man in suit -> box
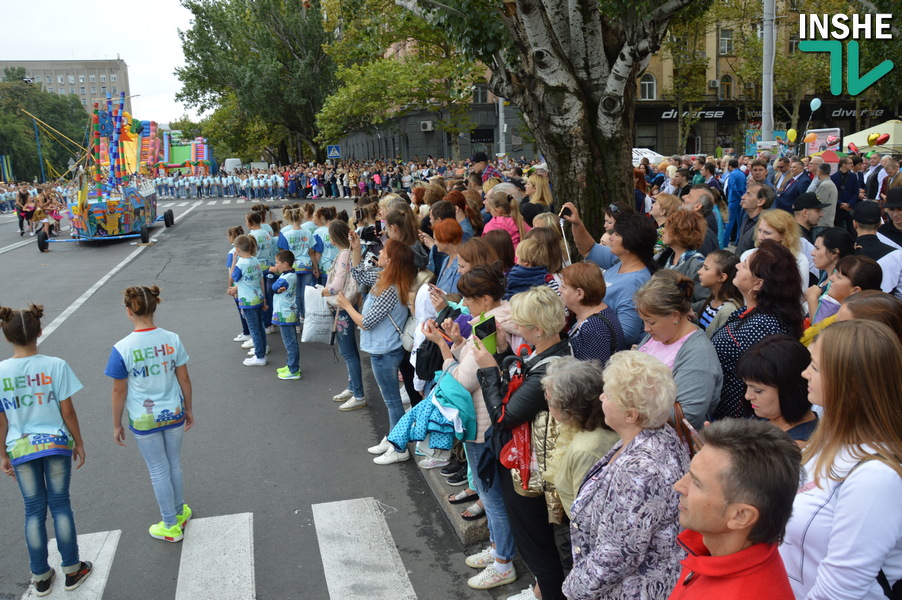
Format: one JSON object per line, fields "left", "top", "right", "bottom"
{"left": 831, "top": 156, "right": 861, "bottom": 233}
{"left": 770, "top": 157, "right": 790, "bottom": 190}
{"left": 879, "top": 160, "right": 902, "bottom": 203}
{"left": 723, "top": 159, "right": 747, "bottom": 245}
{"left": 774, "top": 159, "right": 809, "bottom": 212}
{"left": 865, "top": 154, "right": 889, "bottom": 200}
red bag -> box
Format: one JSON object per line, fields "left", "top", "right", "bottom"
{"left": 498, "top": 360, "right": 531, "bottom": 489}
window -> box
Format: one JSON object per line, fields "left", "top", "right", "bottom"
{"left": 719, "top": 29, "right": 734, "bottom": 55}
{"left": 112, "top": 86, "right": 117, "bottom": 94}
{"left": 636, "top": 125, "right": 657, "bottom": 150}
{"left": 69, "top": 87, "right": 75, "bottom": 94}
{"left": 45, "top": 75, "right": 51, "bottom": 83}
{"left": 89, "top": 74, "right": 96, "bottom": 82}
{"left": 100, "top": 75, "right": 106, "bottom": 82}
{"left": 57, "top": 76, "right": 64, "bottom": 84}
{"left": 111, "top": 74, "right": 117, "bottom": 82}
{"left": 639, "top": 73, "right": 656, "bottom": 100}
{"left": 789, "top": 34, "right": 800, "bottom": 54}
{"left": 472, "top": 84, "right": 489, "bottom": 104}
{"left": 79, "top": 75, "right": 85, "bottom": 83}
{"left": 720, "top": 75, "right": 734, "bottom": 99}
{"left": 58, "top": 88, "right": 64, "bottom": 94}
{"left": 81, "top": 99, "right": 86, "bottom": 106}
{"left": 91, "top": 86, "right": 97, "bottom": 94}
{"left": 80, "top": 86, "right": 86, "bottom": 94}
{"left": 101, "top": 86, "right": 107, "bottom": 94}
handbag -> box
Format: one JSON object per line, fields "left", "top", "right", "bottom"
{"left": 324, "top": 250, "right": 359, "bottom": 309}
{"left": 387, "top": 311, "right": 417, "bottom": 352}
{"left": 301, "top": 285, "right": 333, "bottom": 344}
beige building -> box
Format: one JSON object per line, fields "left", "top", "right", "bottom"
{"left": 1, "top": 58, "right": 132, "bottom": 113}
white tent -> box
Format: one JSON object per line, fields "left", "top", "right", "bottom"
{"left": 633, "top": 148, "right": 666, "bottom": 166}
{"left": 843, "top": 120, "right": 902, "bottom": 154}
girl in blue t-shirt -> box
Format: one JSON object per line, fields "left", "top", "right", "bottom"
{"left": 278, "top": 206, "right": 317, "bottom": 319}
{"left": 311, "top": 206, "right": 338, "bottom": 286}
{"left": 230, "top": 235, "right": 269, "bottom": 364}
{"left": 247, "top": 211, "right": 276, "bottom": 330}
{"left": 0, "top": 304, "right": 93, "bottom": 594}
{"left": 105, "top": 286, "right": 194, "bottom": 544}
{"left": 226, "top": 226, "right": 252, "bottom": 344}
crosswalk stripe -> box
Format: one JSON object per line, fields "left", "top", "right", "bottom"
{"left": 313, "top": 497, "right": 416, "bottom": 600}
{"left": 177, "top": 201, "right": 189, "bottom": 207}
{"left": 222, "top": 199, "right": 231, "bottom": 205}
{"left": 207, "top": 200, "right": 217, "bottom": 205}
{"left": 23, "top": 530, "right": 121, "bottom": 599}
{"left": 175, "top": 513, "right": 256, "bottom": 600}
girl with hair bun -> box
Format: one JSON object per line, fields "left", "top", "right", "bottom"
{"left": 106, "top": 286, "right": 194, "bottom": 544}
{"left": 0, "top": 304, "right": 94, "bottom": 595}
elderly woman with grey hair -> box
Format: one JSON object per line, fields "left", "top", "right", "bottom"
{"left": 563, "top": 351, "right": 689, "bottom": 600}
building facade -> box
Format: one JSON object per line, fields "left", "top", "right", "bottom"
{"left": 1, "top": 58, "right": 132, "bottom": 113}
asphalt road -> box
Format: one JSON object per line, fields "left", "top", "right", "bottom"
{"left": 0, "top": 198, "right": 515, "bottom": 600}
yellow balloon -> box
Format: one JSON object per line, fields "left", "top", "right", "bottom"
{"left": 804, "top": 132, "right": 817, "bottom": 143}
{"left": 787, "top": 129, "right": 797, "bottom": 143}
{"left": 868, "top": 133, "right": 880, "bottom": 146}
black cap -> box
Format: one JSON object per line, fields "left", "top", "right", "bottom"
{"left": 471, "top": 151, "right": 488, "bottom": 163}
{"left": 886, "top": 187, "right": 902, "bottom": 209}
{"left": 792, "top": 192, "right": 829, "bottom": 211}
{"left": 853, "top": 201, "right": 882, "bottom": 225}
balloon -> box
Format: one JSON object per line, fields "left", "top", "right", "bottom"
{"left": 848, "top": 142, "right": 859, "bottom": 153}
{"left": 804, "top": 132, "right": 818, "bottom": 143}
{"left": 875, "top": 133, "right": 890, "bottom": 146}
{"left": 787, "top": 129, "right": 798, "bottom": 142}
{"left": 810, "top": 98, "right": 822, "bottom": 111}
{"left": 868, "top": 133, "right": 880, "bottom": 146}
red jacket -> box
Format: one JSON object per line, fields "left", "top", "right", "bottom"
{"left": 668, "top": 530, "right": 794, "bottom": 600}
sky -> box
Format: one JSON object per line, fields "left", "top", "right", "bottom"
{"left": 5, "top": 0, "right": 202, "bottom": 124}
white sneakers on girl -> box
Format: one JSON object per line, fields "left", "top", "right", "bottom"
{"left": 373, "top": 447, "right": 410, "bottom": 465}
{"left": 368, "top": 437, "right": 391, "bottom": 455}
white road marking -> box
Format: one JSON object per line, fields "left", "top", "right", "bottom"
{"left": 175, "top": 513, "right": 256, "bottom": 600}
{"left": 37, "top": 202, "right": 201, "bottom": 344}
{"left": 207, "top": 200, "right": 217, "bottom": 205}
{"left": 0, "top": 238, "right": 35, "bottom": 255}
{"left": 313, "top": 497, "right": 416, "bottom": 600}
{"left": 21, "top": 530, "right": 121, "bottom": 599}
{"left": 177, "top": 201, "right": 189, "bottom": 207}
{"left": 222, "top": 199, "right": 231, "bottom": 205}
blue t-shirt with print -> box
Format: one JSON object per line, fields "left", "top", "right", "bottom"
{"left": 272, "top": 271, "right": 299, "bottom": 324}
{"left": 313, "top": 225, "right": 339, "bottom": 274}
{"left": 232, "top": 256, "right": 265, "bottom": 308}
{"left": 278, "top": 227, "right": 315, "bottom": 272}
{"left": 0, "top": 355, "right": 83, "bottom": 466}
{"left": 105, "top": 328, "right": 190, "bottom": 435}
{"left": 250, "top": 229, "right": 275, "bottom": 267}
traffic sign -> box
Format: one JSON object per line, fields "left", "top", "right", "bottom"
{"left": 327, "top": 145, "right": 341, "bottom": 159}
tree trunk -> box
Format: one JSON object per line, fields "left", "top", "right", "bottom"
{"left": 277, "top": 140, "right": 289, "bottom": 167}
{"left": 451, "top": 132, "right": 461, "bottom": 162}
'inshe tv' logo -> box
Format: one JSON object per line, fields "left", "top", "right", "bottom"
{"left": 798, "top": 14, "right": 895, "bottom": 96}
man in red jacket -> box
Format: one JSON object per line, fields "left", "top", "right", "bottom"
{"left": 668, "top": 419, "right": 801, "bottom": 599}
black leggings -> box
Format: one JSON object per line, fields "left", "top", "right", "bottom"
{"left": 398, "top": 351, "right": 422, "bottom": 406}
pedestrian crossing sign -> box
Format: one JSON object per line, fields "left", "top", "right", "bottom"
{"left": 327, "top": 145, "right": 341, "bottom": 159}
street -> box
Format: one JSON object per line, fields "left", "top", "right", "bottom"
{"left": 0, "top": 198, "right": 500, "bottom": 600}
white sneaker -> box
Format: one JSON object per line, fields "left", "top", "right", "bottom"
{"left": 466, "top": 547, "right": 494, "bottom": 569}
{"left": 265, "top": 326, "right": 276, "bottom": 334}
{"left": 338, "top": 397, "right": 368, "bottom": 411}
{"left": 243, "top": 356, "right": 267, "bottom": 367}
{"left": 332, "top": 389, "right": 354, "bottom": 402}
{"left": 368, "top": 436, "right": 391, "bottom": 455}
{"left": 373, "top": 447, "right": 410, "bottom": 465}
{"left": 241, "top": 339, "right": 255, "bottom": 349}
{"left": 507, "top": 586, "right": 538, "bottom": 600}
{"left": 418, "top": 456, "right": 450, "bottom": 469}
{"left": 467, "top": 564, "right": 517, "bottom": 590}
{"left": 233, "top": 333, "right": 251, "bottom": 342}
{"left": 247, "top": 346, "right": 271, "bottom": 356}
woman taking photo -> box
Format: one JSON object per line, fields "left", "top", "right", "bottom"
{"left": 107, "top": 286, "right": 194, "bottom": 543}
{"left": 563, "top": 351, "right": 688, "bottom": 600}
{"left": 711, "top": 240, "right": 805, "bottom": 419}
{"left": 736, "top": 335, "right": 817, "bottom": 445}
{"left": 336, "top": 238, "right": 417, "bottom": 464}
{"left": 634, "top": 271, "right": 723, "bottom": 429}
{"left": 560, "top": 262, "right": 625, "bottom": 363}
{"left": 781, "top": 321, "right": 902, "bottom": 599}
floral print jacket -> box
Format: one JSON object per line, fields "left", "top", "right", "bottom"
{"left": 562, "top": 425, "right": 689, "bottom": 600}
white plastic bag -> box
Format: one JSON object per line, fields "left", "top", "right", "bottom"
{"left": 302, "top": 285, "right": 332, "bottom": 344}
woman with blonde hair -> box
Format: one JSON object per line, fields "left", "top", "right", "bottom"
{"left": 521, "top": 172, "right": 553, "bottom": 227}
{"left": 482, "top": 190, "right": 530, "bottom": 249}
{"left": 650, "top": 193, "right": 682, "bottom": 256}
{"left": 781, "top": 320, "right": 902, "bottom": 599}
{"left": 740, "top": 208, "right": 809, "bottom": 292}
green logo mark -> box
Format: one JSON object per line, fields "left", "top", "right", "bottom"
{"left": 799, "top": 40, "right": 894, "bottom": 96}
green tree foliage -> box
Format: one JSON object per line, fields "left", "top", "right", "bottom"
{"left": 201, "top": 92, "right": 289, "bottom": 162}
{"left": 0, "top": 79, "right": 88, "bottom": 182}
{"left": 858, "top": 0, "right": 901, "bottom": 112}
{"left": 660, "top": 15, "right": 711, "bottom": 153}
{"left": 177, "top": 0, "right": 336, "bottom": 162}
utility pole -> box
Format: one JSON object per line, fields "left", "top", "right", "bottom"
{"left": 33, "top": 118, "right": 46, "bottom": 183}
{"left": 498, "top": 96, "right": 506, "bottom": 156}
{"left": 762, "top": 0, "right": 776, "bottom": 142}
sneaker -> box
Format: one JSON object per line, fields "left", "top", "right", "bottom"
{"left": 247, "top": 346, "right": 271, "bottom": 356}
{"left": 333, "top": 388, "right": 354, "bottom": 402}
{"left": 34, "top": 569, "right": 55, "bottom": 597}
{"left": 440, "top": 458, "right": 463, "bottom": 477}
{"left": 265, "top": 326, "right": 276, "bottom": 334}
{"left": 150, "top": 521, "right": 183, "bottom": 542}
{"left": 338, "top": 397, "right": 367, "bottom": 411}
{"left": 64, "top": 561, "right": 93, "bottom": 591}
{"left": 373, "top": 447, "right": 410, "bottom": 465}
{"left": 507, "top": 585, "right": 538, "bottom": 600}
{"left": 278, "top": 370, "right": 302, "bottom": 380}
{"left": 466, "top": 547, "right": 494, "bottom": 568}
{"left": 243, "top": 356, "right": 267, "bottom": 367}
{"left": 233, "top": 333, "right": 251, "bottom": 342}
{"left": 241, "top": 339, "right": 255, "bottom": 349}
{"left": 177, "top": 504, "right": 193, "bottom": 529}
{"left": 277, "top": 365, "right": 291, "bottom": 374}
{"left": 467, "top": 563, "right": 517, "bottom": 590}
{"left": 368, "top": 436, "right": 391, "bottom": 455}
{"left": 418, "top": 456, "right": 450, "bottom": 469}
{"left": 447, "top": 468, "right": 469, "bottom": 486}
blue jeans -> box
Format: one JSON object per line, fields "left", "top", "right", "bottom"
{"left": 14, "top": 456, "right": 80, "bottom": 576}
{"left": 135, "top": 425, "right": 186, "bottom": 528}
{"left": 234, "top": 298, "right": 249, "bottom": 336}
{"left": 279, "top": 324, "right": 300, "bottom": 372}
{"left": 336, "top": 311, "right": 364, "bottom": 398}
{"left": 725, "top": 202, "right": 742, "bottom": 245}
{"left": 465, "top": 441, "right": 516, "bottom": 561}
{"left": 369, "top": 347, "right": 405, "bottom": 430}
{"left": 242, "top": 306, "right": 267, "bottom": 358}
{"left": 263, "top": 273, "right": 275, "bottom": 328}
{"left": 296, "top": 272, "right": 315, "bottom": 318}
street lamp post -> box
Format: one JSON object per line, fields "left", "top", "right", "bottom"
{"left": 762, "top": 0, "right": 776, "bottom": 142}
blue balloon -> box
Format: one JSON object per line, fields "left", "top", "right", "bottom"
{"left": 810, "top": 98, "right": 822, "bottom": 112}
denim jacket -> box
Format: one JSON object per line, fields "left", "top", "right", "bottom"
{"left": 359, "top": 291, "right": 408, "bottom": 355}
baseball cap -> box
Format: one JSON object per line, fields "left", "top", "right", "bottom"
{"left": 471, "top": 151, "right": 488, "bottom": 163}
{"left": 792, "top": 192, "right": 829, "bottom": 211}
{"left": 853, "top": 201, "right": 882, "bottom": 225}
{"left": 885, "top": 187, "right": 902, "bottom": 209}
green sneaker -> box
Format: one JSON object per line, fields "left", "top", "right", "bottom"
{"left": 149, "top": 521, "right": 183, "bottom": 542}
{"left": 278, "top": 370, "right": 302, "bottom": 380}
{"left": 176, "top": 504, "right": 193, "bottom": 529}
{"left": 276, "top": 366, "right": 291, "bottom": 374}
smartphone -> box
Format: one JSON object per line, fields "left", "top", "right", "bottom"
{"left": 682, "top": 418, "right": 705, "bottom": 449}
{"left": 374, "top": 220, "right": 383, "bottom": 235}
{"left": 474, "top": 315, "right": 497, "bottom": 354}
{"left": 354, "top": 208, "right": 364, "bottom": 221}
{"left": 559, "top": 206, "right": 572, "bottom": 218}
